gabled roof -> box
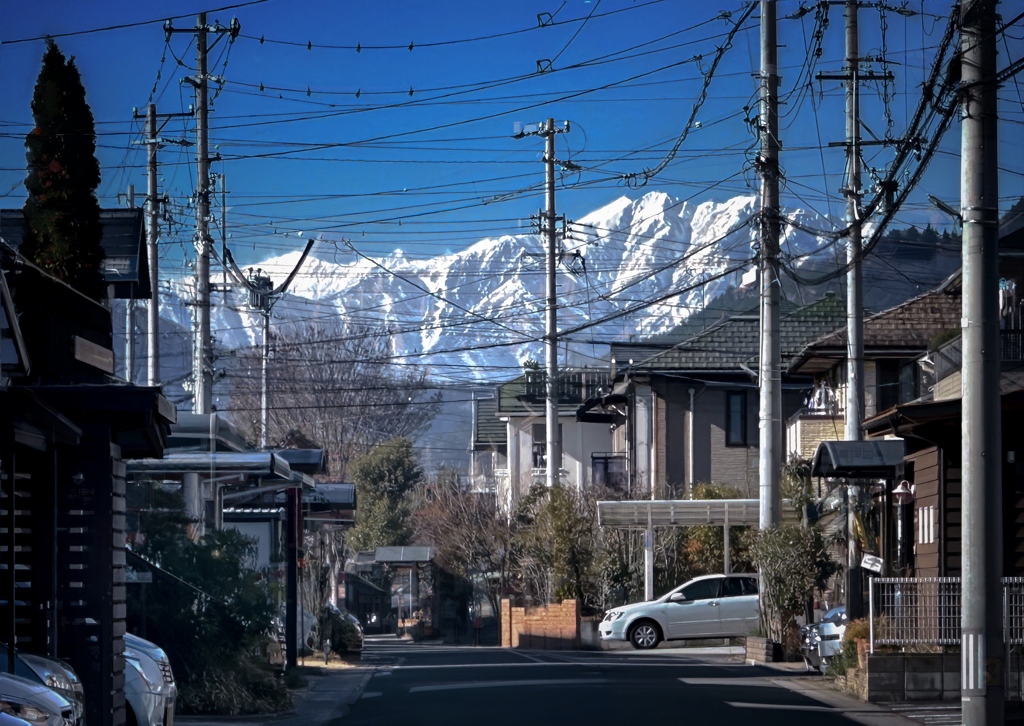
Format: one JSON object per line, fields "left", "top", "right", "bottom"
{"left": 611, "top": 292, "right": 847, "bottom": 374}
{"left": 0, "top": 208, "right": 150, "bottom": 299}
{"left": 789, "top": 288, "right": 961, "bottom": 375}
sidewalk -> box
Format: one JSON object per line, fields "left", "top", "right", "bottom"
{"left": 755, "top": 661, "right": 921, "bottom": 726}
{"left": 176, "top": 665, "right": 374, "bottom": 726}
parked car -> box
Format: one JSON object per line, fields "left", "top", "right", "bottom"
{"left": 123, "top": 635, "right": 175, "bottom": 726}
{"left": 800, "top": 606, "right": 848, "bottom": 673}
{"left": 0, "top": 644, "right": 83, "bottom": 725}
{"left": 0, "top": 672, "right": 76, "bottom": 726}
{"left": 599, "top": 574, "right": 760, "bottom": 649}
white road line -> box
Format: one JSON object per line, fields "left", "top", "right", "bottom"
{"left": 511, "top": 650, "right": 548, "bottom": 664}
{"left": 409, "top": 678, "right": 608, "bottom": 694}
{"left": 360, "top": 692, "right": 382, "bottom": 699}
{"left": 680, "top": 678, "right": 781, "bottom": 687}
{"left": 389, "top": 660, "right": 723, "bottom": 671}
{"left": 373, "top": 671, "right": 392, "bottom": 677}
{"left": 726, "top": 702, "right": 844, "bottom": 712}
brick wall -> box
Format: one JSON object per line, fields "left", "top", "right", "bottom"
{"left": 500, "top": 598, "right": 580, "bottom": 650}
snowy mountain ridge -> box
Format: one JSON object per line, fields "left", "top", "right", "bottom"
{"left": 150, "top": 190, "right": 946, "bottom": 387}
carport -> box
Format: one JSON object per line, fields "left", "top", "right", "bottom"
{"left": 597, "top": 499, "right": 764, "bottom": 601}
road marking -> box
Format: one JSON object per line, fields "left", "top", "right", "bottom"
{"left": 409, "top": 678, "right": 608, "bottom": 693}
{"left": 390, "top": 660, "right": 732, "bottom": 671}
{"left": 511, "top": 650, "right": 548, "bottom": 664}
{"left": 726, "top": 702, "right": 853, "bottom": 712}
{"left": 374, "top": 671, "right": 392, "bottom": 677}
{"left": 680, "top": 677, "right": 780, "bottom": 687}
{"left": 360, "top": 692, "right": 382, "bottom": 699}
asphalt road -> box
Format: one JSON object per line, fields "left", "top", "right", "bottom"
{"left": 334, "top": 636, "right": 910, "bottom": 726}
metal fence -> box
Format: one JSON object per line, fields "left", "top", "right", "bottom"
{"left": 869, "top": 577, "right": 1024, "bottom": 700}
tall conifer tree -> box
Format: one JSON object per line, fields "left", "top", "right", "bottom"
{"left": 21, "top": 39, "right": 104, "bottom": 300}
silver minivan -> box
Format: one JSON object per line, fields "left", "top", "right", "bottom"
{"left": 599, "top": 574, "right": 759, "bottom": 649}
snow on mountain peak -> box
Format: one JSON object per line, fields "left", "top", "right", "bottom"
{"left": 158, "top": 191, "right": 857, "bottom": 383}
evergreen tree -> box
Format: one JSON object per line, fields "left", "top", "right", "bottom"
{"left": 21, "top": 40, "right": 104, "bottom": 300}
{"left": 345, "top": 438, "right": 423, "bottom": 552}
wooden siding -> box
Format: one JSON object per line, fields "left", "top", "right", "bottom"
{"left": 909, "top": 448, "right": 941, "bottom": 578}
{"left": 945, "top": 467, "right": 962, "bottom": 576}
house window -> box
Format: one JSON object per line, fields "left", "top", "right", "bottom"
{"left": 725, "top": 391, "right": 747, "bottom": 446}
{"left": 591, "top": 453, "right": 628, "bottom": 493}
{"left": 531, "top": 423, "right": 563, "bottom": 469}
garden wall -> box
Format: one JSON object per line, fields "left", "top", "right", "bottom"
{"left": 500, "top": 598, "right": 580, "bottom": 650}
{"left": 865, "top": 653, "right": 960, "bottom": 702}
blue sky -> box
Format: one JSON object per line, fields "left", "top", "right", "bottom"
{"left": 2, "top": 0, "right": 1022, "bottom": 276}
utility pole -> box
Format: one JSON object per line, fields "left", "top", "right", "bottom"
{"left": 816, "top": 0, "right": 892, "bottom": 621}
{"left": 167, "top": 13, "right": 238, "bottom": 413}
{"left": 146, "top": 104, "right": 160, "bottom": 387}
{"left": 194, "top": 12, "right": 212, "bottom": 415}
{"left": 842, "top": 0, "right": 865, "bottom": 622}
{"left": 757, "top": 0, "right": 781, "bottom": 532}
{"left": 515, "top": 118, "right": 569, "bottom": 489}
{"left": 124, "top": 184, "right": 136, "bottom": 383}
{"left": 133, "top": 102, "right": 193, "bottom": 387}
{"left": 840, "top": 0, "right": 864, "bottom": 445}
{"left": 960, "top": 1, "right": 1002, "bottom": 723}
{"left": 543, "top": 118, "right": 561, "bottom": 490}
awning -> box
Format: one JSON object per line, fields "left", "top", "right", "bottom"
{"left": 597, "top": 499, "right": 761, "bottom": 528}
{"left": 810, "top": 440, "right": 906, "bottom": 479}
{"left": 127, "top": 451, "right": 293, "bottom": 479}
{"left": 373, "top": 546, "right": 436, "bottom": 564}
{"left": 598, "top": 499, "right": 804, "bottom": 528}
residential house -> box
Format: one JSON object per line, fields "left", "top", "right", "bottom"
{"left": 787, "top": 281, "right": 963, "bottom": 460}
{"left": 861, "top": 214, "right": 1024, "bottom": 579}
{"left": 577, "top": 293, "right": 848, "bottom": 498}
{"left": 1, "top": 219, "right": 174, "bottom": 726}
{"left": 469, "top": 393, "right": 506, "bottom": 493}
{"left": 479, "top": 369, "right": 612, "bottom": 512}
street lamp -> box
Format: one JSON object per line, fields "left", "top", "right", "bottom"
{"left": 892, "top": 480, "right": 915, "bottom": 575}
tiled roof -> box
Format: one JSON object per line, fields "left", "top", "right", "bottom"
{"left": 804, "top": 288, "right": 961, "bottom": 350}
{"left": 473, "top": 395, "right": 507, "bottom": 448}
{"left": 611, "top": 293, "right": 848, "bottom": 372}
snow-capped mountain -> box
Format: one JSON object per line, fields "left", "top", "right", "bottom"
{"left": 142, "top": 190, "right": 956, "bottom": 389}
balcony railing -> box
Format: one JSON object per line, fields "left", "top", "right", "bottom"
{"left": 523, "top": 370, "right": 610, "bottom": 405}
{"left": 934, "top": 329, "right": 1024, "bottom": 382}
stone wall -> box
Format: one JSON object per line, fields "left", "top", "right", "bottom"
{"left": 500, "top": 598, "right": 580, "bottom": 650}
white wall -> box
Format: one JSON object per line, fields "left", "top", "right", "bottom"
{"left": 503, "top": 412, "right": 612, "bottom": 503}
{"left": 224, "top": 520, "right": 273, "bottom": 569}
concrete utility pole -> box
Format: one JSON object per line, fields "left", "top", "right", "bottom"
{"left": 757, "top": 0, "right": 781, "bottom": 532}
{"left": 124, "top": 184, "right": 136, "bottom": 383}
{"left": 194, "top": 12, "right": 212, "bottom": 415}
{"left": 543, "top": 118, "right": 562, "bottom": 490}
{"left": 841, "top": 0, "right": 864, "bottom": 445}
{"left": 959, "top": 1, "right": 1002, "bottom": 723}
{"left": 168, "top": 11, "right": 238, "bottom": 412}
{"left": 843, "top": 0, "right": 865, "bottom": 622}
{"left": 146, "top": 104, "right": 160, "bottom": 387}
{"left": 134, "top": 101, "right": 193, "bottom": 386}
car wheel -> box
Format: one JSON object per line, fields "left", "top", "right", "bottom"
{"left": 628, "top": 621, "right": 660, "bottom": 650}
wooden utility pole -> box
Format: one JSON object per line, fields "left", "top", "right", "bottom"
{"left": 960, "top": 1, "right": 1002, "bottom": 723}
{"left": 757, "top": 0, "right": 781, "bottom": 531}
